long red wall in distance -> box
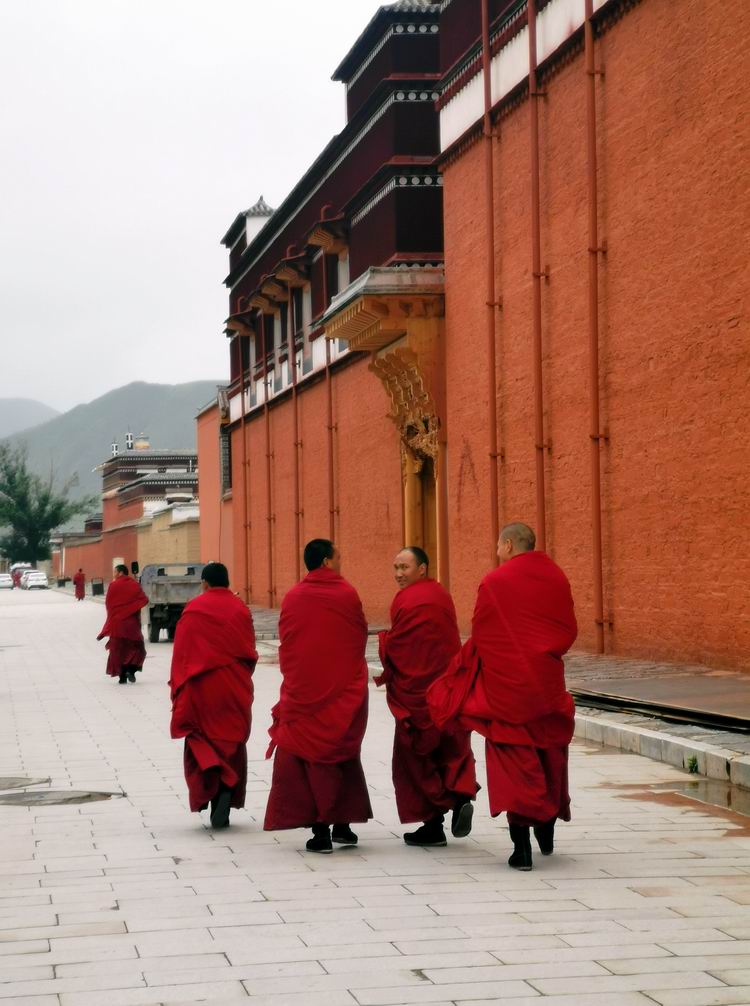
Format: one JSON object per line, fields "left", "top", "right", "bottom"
{"left": 61, "top": 540, "right": 107, "bottom": 581}
{"left": 442, "top": 0, "right": 749, "bottom": 666}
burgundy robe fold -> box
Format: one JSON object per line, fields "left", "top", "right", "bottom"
{"left": 97, "top": 576, "right": 148, "bottom": 677}
{"left": 169, "top": 588, "right": 257, "bottom": 812}
{"left": 264, "top": 567, "right": 372, "bottom": 830}
{"left": 427, "top": 551, "right": 577, "bottom": 824}
{"left": 376, "top": 578, "right": 477, "bottom": 823}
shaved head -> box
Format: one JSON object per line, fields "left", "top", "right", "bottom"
{"left": 497, "top": 522, "right": 536, "bottom": 563}
{"left": 500, "top": 523, "right": 536, "bottom": 552}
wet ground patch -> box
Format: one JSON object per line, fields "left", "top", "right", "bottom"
{"left": 0, "top": 789, "right": 123, "bottom": 806}
{"left": 0, "top": 776, "right": 50, "bottom": 790}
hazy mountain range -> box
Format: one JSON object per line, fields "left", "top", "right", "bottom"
{"left": 1, "top": 381, "right": 222, "bottom": 501}
{"left": 0, "top": 398, "right": 60, "bottom": 438}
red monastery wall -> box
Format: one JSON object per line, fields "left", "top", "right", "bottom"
{"left": 62, "top": 540, "right": 107, "bottom": 581}
{"left": 442, "top": 0, "right": 750, "bottom": 665}
{"left": 229, "top": 355, "right": 403, "bottom": 624}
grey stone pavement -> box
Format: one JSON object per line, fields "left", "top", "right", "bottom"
{"left": 2, "top": 590, "right": 750, "bottom": 1005}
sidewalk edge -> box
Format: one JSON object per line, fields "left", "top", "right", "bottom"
{"left": 575, "top": 710, "right": 750, "bottom": 791}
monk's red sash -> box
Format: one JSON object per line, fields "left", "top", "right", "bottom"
{"left": 428, "top": 551, "right": 577, "bottom": 747}
{"left": 376, "top": 578, "right": 461, "bottom": 745}
{"left": 97, "top": 576, "right": 148, "bottom": 641}
{"left": 169, "top": 588, "right": 257, "bottom": 744}
{"left": 267, "top": 567, "right": 368, "bottom": 764}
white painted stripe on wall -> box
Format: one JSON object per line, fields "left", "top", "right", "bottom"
{"left": 440, "top": 0, "right": 613, "bottom": 153}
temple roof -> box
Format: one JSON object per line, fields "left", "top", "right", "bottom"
{"left": 332, "top": 1, "right": 440, "bottom": 82}
{"left": 389, "top": 1, "right": 441, "bottom": 10}
{"left": 221, "top": 196, "right": 276, "bottom": 248}
{"left": 245, "top": 195, "right": 275, "bottom": 217}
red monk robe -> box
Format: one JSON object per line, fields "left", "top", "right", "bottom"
{"left": 170, "top": 588, "right": 257, "bottom": 815}
{"left": 376, "top": 578, "right": 478, "bottom": 825}
{"left": 427, "top": 551, "right": 577, "bottom": 827}
{"left": 73, "top": 570, "right": 85, "bottom": 601}
{"left": 97, "top": 575, "right": 148, "bottom": 679}
{"left": 264, "top": 567, "right": 372, "bottom": 832}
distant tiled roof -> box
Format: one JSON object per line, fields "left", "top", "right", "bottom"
{"left": 125, "top": 473, "right": 198, "bottom": 486}
{"left": 245, "top": 195, "right": 275, "bottom": 217}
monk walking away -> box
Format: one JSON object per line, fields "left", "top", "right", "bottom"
{"left": 377, "top": 547, "right": 478, "bottom": 847}
{"left": 73, "top": 568, "right": 86, "bottom": 601}
{"left": 97, "top": 564, "right": 148, "bottom": 683}
{"left": 428, "top": 523, "right": 577, "bottom": 871}
{"left": 264, "top": 539, "right": 372, "bottom": 853}
{"left": 169, "top": 563, "right": 257, "bottom": 830}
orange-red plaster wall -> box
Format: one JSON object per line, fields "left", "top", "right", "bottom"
{"left": 442, "top": 0, "right": 750, "bottom": 666}
{"left": 61, "top": 540, "right": 106, "bottom": 581}
{"left": 229, "top": 357, "right": 403, "bottom": 622}
{"left": 197, "top": 406, "right": 223, "bottom": 566}
{"left": 333, "top": 357, "right": 403, "bottom": 623}
{"left": 101, "top": 527, "right": 138, "bottom": 576}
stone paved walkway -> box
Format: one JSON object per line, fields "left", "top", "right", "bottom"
{"left": 1, "top": 589, "right": 750, "bottom": 1005}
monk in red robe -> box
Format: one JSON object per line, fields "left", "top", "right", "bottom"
{"left": 73, "top": 568, "right": 86, "bottom": 601}
{"left": 169, "top": 562, "right": 257, "bottom": 829}
{"left": 376, "top": 546, "right": 478, "bottom": 847}
{"left": 428, "top": 523, "right": 577, "bottom": 871}
{"left": 97, "top": 564, "right": 148, "bottom": 684}
{"left": 264, "top": 538, "right": 372, "bottom": 853}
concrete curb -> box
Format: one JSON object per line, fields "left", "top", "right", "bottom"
{"left": 575, "top": 710, "right": 750, "bottom": 790}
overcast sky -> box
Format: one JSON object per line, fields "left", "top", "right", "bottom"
{"left": 0, "top": 0, "right": 381, "bottom": 411}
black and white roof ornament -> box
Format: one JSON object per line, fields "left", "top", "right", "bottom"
{"left": 245, "top": 195, "right": 275, "bottom": 218}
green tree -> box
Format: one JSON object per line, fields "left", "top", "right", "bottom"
{"left": 0, "top": 444, "right": 96, "bottom": 562}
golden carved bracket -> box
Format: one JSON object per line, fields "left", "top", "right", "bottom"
{"left": 369, "top": 347, "right": 439, "bottom": 468}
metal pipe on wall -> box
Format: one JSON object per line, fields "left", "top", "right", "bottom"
{"left": 481, "top": 0, "right": 501, "bottom": 565}
{"left": 528, "top": 0, "right": 548, "bottom": 551}
{"left": 240, "top": 336, "right": 251, "bottom": 604}
{"left": 289, "top": 287, "right": 302, "bottom": 582}
{"left": 321, "top": 255, "right": 336, "bottom": 541}
{"left": 585, "top": 0, "right": 606, "bottom": 653}
{"left": 262, "top": 317, "right": 275, "bottom": 607}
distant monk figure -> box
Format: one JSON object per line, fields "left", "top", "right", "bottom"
{"left": 376, "top": 547, "right": 478, "bottom": 847}
{"left": 73, "top": 568, "right": 86, "bottom": 601}
{"left": 169, "top": 562, "right": 257, "bottom": 829}
{"left": 97, "top": 564, "right": 148, "bottom": 684}
{"left": 428, "top": 523, "right": 577, "bottom": 871}
{"left": 264, "top": 539, "right": 372, "bottom": 853}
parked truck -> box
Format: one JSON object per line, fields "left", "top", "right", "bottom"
{"left": 138, "top": 563, "right": 204, "bottom": 642}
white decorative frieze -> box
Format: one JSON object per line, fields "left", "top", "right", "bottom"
{"left": 439, "top": 0, "right": 614, "bottom": 153}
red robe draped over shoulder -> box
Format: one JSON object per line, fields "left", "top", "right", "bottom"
{"left": 376, "top": 579, "right": 477, "bottom": 822}
{"left": 427, "top": 551, "right": 577, "bottom": 824}
{"left": 73, "top": 572, "right": 85, "bottom": 600}
{"left": 170, "top": 588, "right": 257, "bottom": 812}
{"left": 264, "top": 567, "right": 372, "bottom": 830}
{"left": 97, "top": 575, "right": 148, "bottom": 677}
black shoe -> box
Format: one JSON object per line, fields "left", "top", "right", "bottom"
{"left": 508, "top": 824, "right": 533, "bottom": 871}
{"left": 126, "top": 670, "right": 136, "bottom": 683}
{"left": 306, "top": 826, "right": 332, "bottom": 854}
{"left": 404, "top": 819, "right": 447, "bottom": 847}
{"left": 451, "top": 800, "right": 474, "bottom": 838}
{"left": 332, "top": 824, "right": 358, "bottom": 847}
{"left": 118, "top": 673, "right": 127, "bottom": 684}
{"left": 210, "top": 787, "right": 232, "bottom": 829}
{"left": 533, "top": 818, "right": 556, "bottom": 856}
